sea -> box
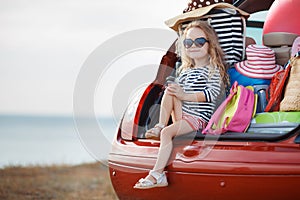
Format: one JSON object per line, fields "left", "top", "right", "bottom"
{"left": 0, "top": 115, "right": 119, "bottom": 168}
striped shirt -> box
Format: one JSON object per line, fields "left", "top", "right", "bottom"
{"left": 204, "top": 8, "right": 245, "bottom": 65}
{"left": 178, "top": 66, "right": 222, "bottom": 122}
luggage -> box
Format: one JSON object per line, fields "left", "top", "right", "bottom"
{"left": 200, "top": 8, "right": 246, "bottom": 65}
{"left": 247, "top": 112, "right": 300, "bottom": 134}
{"left": 253, "top": 85, "right": 269, "bottom": 113}
{"left": 202, "top": 81, "right": 256, "bottom": 135}
{"left": 252, "top": 112, "right": 300, "bottom": 123}
{"left": 280, "top": 55, "right": 300, "bottom": 111}
{"left": 264, "top": 65, "right": 291, "bottom": 112}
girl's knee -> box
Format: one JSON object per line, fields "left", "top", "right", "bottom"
{"left": 162, "top": 92, "right": 172, "bottom": 100}
{"left": 160, "top": 128, "right": 174, "bottom": 141}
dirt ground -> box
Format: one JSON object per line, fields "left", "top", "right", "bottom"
{"left": 0, "top": 162, "right": 118, "bottom": 200}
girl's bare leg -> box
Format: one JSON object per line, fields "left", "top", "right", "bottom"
{"left": 171, "top": 96, "right": 182, "bottom": 122}
{"left": 153, "top": 120, "right": 193, "bottom": 173}
{"left": 142, "top": 120, "right": 194, "bottom": 184}
{"left": 159, "top": 93, "right": 182, "bottom": 126}
{"left": 137, "top": 93, "right": 187, "bottom": 185}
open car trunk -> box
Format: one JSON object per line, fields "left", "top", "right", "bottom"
{"left": 109, "top": 0, "right": 300, "bottom": 199}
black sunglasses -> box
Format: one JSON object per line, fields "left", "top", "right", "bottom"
{"left": 183, "top": 37, "right": 208, "bottom": 49}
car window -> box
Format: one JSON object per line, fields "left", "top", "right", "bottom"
{"left": 246, "top": 11, "right": 268, "bottom": 44}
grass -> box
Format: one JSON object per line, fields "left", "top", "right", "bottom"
{"left": 0, "top": 162, "right": 118, "bottom": 200}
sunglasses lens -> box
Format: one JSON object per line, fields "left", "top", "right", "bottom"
{"left": 183, "top": 39, "right": 193, "bottom": 49}
{"left": 194, "top": 38, "right": 207, "bottom": 47}
{"left": 183, "top": 38, "right": 208, "bottom": 49}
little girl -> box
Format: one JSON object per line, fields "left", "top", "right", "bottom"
{"left": 134, "top": 20, "right": 228, "bottom": 189}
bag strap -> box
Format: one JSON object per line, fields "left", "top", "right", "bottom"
{"left": 202, "top": 82, "right": 238, "bottom": 135}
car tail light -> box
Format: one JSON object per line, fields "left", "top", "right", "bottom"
{"left": 120, "top": 84, "right": 153, "bottom": 140}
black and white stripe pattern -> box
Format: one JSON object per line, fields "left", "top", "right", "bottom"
{"left": 203, "top": 8, "right": 246, "bottom": 65}
{"left": 178, "top": 67, "right": 221, "bottom": 122}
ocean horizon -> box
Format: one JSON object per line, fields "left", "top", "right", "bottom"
{"left": 0, "top": 114, "right": 119, "bottom": 168}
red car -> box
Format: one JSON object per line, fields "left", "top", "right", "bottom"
{"left": 109, "top": 0, "right": 300, "bottom": 199}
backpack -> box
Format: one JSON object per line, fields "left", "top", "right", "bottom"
{"left": 202, "top": 81, "right": 256, "bottom": 135}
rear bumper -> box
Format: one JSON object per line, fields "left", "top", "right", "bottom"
{"left": 109, "top": 130, "right": 300, "bottom": 199}
{"left": 109, "top": 159, "right": 300, "bottom": 200}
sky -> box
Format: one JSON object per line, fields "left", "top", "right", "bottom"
{"left": 0, "top": 0, "right": 187, "bottom": 117}
{"left": 0, "top": 0, "right": 269, "bottom": 117}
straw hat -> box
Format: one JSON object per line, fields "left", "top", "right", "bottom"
{"left": 235, "top": 45, "right": 283, "bottom": 79}
{"left": 280, "top": 56, "right": 300, "bottom": 111}
{"left": 165, "top": 0, "right": 249, "bottom": 32}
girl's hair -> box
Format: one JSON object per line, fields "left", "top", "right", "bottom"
{"left": 177, "top": 20, "right": 229, "bottom": 87}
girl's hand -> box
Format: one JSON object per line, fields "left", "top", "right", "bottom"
{"left": 166, "top": 83, "right": 185, "bottom": 100}
{"left": 166, "top": 83, "right": 205, "bottom": 102}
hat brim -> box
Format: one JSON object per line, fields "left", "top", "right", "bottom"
{"left": 165, "top": 3, "right": 250, "bottom": 32}
{"left": 235, "top": 61, "right": 283, "bottom": 79}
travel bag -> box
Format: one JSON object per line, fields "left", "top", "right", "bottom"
{"left": 202, "top": 81, "right": 256, "bottom": 135}
{"left": 247, "top": 112, "right": 300, "bottom": 134}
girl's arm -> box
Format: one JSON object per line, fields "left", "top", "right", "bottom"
{"left": 166, "top": 84, "right": 206, "bottom": 102}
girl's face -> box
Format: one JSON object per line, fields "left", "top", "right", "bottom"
{"left": 184, "top": 27, "right": 209, "bottom": 61}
